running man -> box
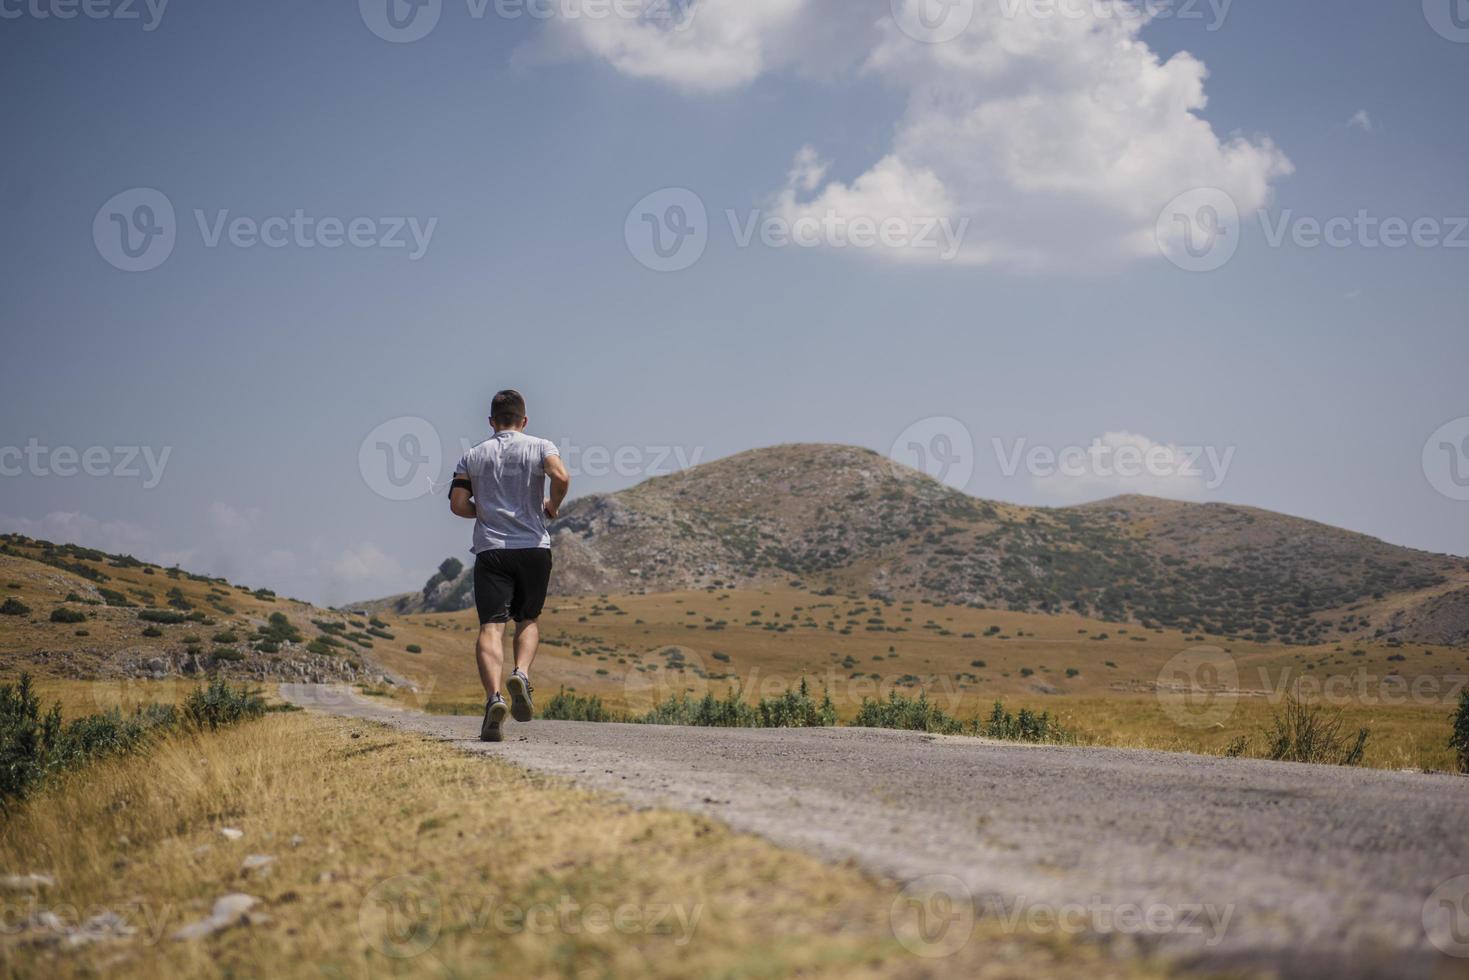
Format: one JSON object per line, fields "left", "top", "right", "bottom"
{"left": 448, "top": 390, "right": 571, "bottom": 742}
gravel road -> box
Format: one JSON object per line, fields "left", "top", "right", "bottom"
{"left": 280, "top": 684, "right": 1469, "bottom": 978}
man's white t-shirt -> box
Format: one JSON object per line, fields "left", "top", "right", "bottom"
{"left": 456, "top": 431, "right": 560, "bottom": 553}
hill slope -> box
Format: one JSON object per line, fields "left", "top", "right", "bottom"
{"left": 379, "top": 444, "right": 1469, "bottom": 646}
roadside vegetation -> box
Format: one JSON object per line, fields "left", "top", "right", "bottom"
{"left": 1222, "top": 694, "right": 1369, "bottom": 767}
{"left": 1452, "top": 689, "right": 1469, "bottom": 774}
{"left": 0, "top": 673, "right": 265, "bottom": 808}
{"left": 0, "top": 711, "right": 1148, "bottom": 979}
{"left": 535, "top": 683, "right": 1071, "bottom": 744}
{"left": 539, "top": 679, "right": 838, "bottom": 729}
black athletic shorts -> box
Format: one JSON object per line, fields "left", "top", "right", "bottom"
{"left": 473, "top": 548, "right": 553, "bottom": 625}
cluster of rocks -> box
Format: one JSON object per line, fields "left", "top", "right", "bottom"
{"left": 113, "top": 649, "right": 390, "bottom": 687}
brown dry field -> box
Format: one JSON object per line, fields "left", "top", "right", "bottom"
{"left": 3, "top": 547, "right": 1465, "bottom": 772}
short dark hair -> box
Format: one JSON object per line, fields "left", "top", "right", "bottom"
{"left": 491, "top": 390, "right": 526, "bottom": 427}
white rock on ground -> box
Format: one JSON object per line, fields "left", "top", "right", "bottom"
{"left": 0, "top": 873, "right": 56, "bottom": 892}
{"left": 171, "top": 894, "right": 261, "bottom": 941}
{"left": 219, "top": 827, "right": 244, "bottom": 841}
{"left": 240, "top": 855, "right": 274, "bottom": 874}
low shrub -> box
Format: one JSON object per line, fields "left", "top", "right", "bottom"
{"left": 0, "top": 598, "right": 30, "bottom": 616}
{"left": 405, "top": 644, "right": 422, "bottom": 654}
{"left": 49, "top": 607, "right": 87, "bottom": 624}
{"left": 852, "top": 691, "right": 963, "bottom": 734}
{"left": 138, "top": 609, "right": 187, "bottom": 625}
{"left": 1263, "top": 694, "right": 1368, "bottom": 766}
{"left": 1450, "top": 690, "right": 1469, "bottom": 775}
{"left": 0, "top": 674, "right": 263, "bottom": 807}
{"left": 977, "top": 702, "right": 1070, "bottom": 743}
{"left": 542, "top": 689, "right": 622, "bottom": 723}
{"left": 182, "top": 677, "right": 265, "bottom": 730}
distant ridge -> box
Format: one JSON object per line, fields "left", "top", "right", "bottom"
{"left": 365, "top": 444, "right": 1469, "bottom": 646}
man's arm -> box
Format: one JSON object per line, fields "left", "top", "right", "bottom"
{"left": 448, "top": 471, "right": 476, "bottom": 519}
{"left": 543, "top": 454, "right": 570, "bottom": 520}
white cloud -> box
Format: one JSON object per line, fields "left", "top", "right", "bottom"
{"left": 542, "top": 0, "right": 1291, "bottom": 272}
{"left": 330, "top": 543, "right": 403, "bottom": 584}
{"left": 0, "top": 511, "right": 158, "bottom": 557}
{"left": 534, "top": 0, "right": 808, "bottom": 92}
{"left": 1348, "top": 109, "right": 1373, "bottom": 133}
{"left": 1028, "top": 431, "right": 1232, "bottom": 500}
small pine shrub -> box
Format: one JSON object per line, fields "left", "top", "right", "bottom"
{"left": 1450, "top": 690, "right": 1469, "bottom": 775}
{"left": 1, "top": 598, "right": 30, "bottom": 616}
{"left": 49, "top": 607, "right": 87, "bottom": 624}
{"left": 405, "top": 644, "right": 422, "bottom": 654}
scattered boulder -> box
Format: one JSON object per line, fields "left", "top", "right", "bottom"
{"left": 219, "top": 827, "right": 244, "bottom": 841}
{"left": 240, "top": 854, "right": 274, "bottom": 876}
{"left": 171, "top": 894, "right": 262, "bottom": 941}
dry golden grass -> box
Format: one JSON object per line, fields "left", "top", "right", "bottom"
{"left": 6, "top": 537, "right": 1463, "bottom": 776}
{"left": 20, "top": 678, "right": 205, "bottom": 722}
{"left": 363, "top": 588, "right": 1466, "bottom": 773}
{"left": 0, "top": 712, "right": 1161, "bottom": 979}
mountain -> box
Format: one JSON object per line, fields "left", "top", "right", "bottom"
{"left": 373, "top": 444, "right": 1469, "bottom": 646}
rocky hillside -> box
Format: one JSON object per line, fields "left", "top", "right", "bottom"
{"left": 379, "top": 444, "right": 1469, "bottom": 646}
{"left": 0, "top": 535, "right": 402, "bottom": 687}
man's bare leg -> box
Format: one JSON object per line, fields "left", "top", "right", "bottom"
{"left": 506, "top": 618, "right": 539, "bottom": 722}
{"left": 513, "top": 618, "right": 540, "bottom": 676}
{"left": 476, "top": 623, "right": 507, "bottom": 699}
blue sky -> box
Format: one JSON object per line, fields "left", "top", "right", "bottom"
{"left": 2, "top": 0, "right": 1467, "bottom": 605}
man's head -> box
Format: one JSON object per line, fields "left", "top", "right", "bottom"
{"left": 490, "top": 390, "right": 528, "bottom": 432}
